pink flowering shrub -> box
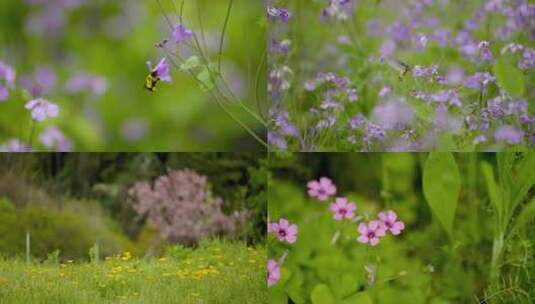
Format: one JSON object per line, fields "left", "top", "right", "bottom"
{"left": 128, "top": 169, "right": 248, "bottom": 245}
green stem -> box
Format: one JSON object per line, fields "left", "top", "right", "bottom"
{"left": 218, "top": 0, "right": 233, "bottom": 73}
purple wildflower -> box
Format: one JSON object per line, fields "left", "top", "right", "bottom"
{"left": 171, "top": 24, "right": 193, "bottom": 44}
{"left": 357, "top": 221, "right": 386, "bottom": 246}
{"left": 378, "top": 210, "right": 405, "bottom": 235}
{"left": 39, "top": 126, "right": 72, "bottom": 151}
{"left": 25, "top": 98, "right": 59, "bottom": 121}
{"left": 267, "top": 260, "right": 281, "bottom": 287}
{"left": 329, "top": 197, "right": 357, "bottom": 220}
{"left": 307, "top": 177, "right": 337, "bottom": 201}
{"left": 269, "top": 218, "right": 298, "bottom": 244}
{"left": 267, "top": 7, "right": 291, "bottom": 22}
{"left": 495, "top": 125, "right": 524, "bottom": 144}
{"left": 0, "top": 139, "right": 30, "bottom": 152}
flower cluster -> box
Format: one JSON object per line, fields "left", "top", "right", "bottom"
{"left": 267, "top": 176, "right": 406, "bottom": 287}
{"left": 267, "top": 0, "right": 535, "bottom": 151}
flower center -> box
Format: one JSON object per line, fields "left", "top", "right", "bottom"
{"left": 278, "top": 230, "right": 287, "bottom": 237}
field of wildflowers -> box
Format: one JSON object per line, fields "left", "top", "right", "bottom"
{"left": 268, "top": 152, "right": 535, "bottom": 303}
{"left": 0, "top": 153, "right": 267, "bottom": 303}
{"left": 0, "top": 240, "right": 266, "bottom": 304}
{"left": 267, "top": 0, "right": 535, "bottom": 151}
{"left": 0, "top": 0, "right": 266, "bottom": 151}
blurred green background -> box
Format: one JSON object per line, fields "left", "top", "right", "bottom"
{"left": 0, "top": 152, "right": 267, "bottom": 260}
{"left": 0, "top": 0, "right": 266, "bottom": 151}
{"left": 268, "top": 153, "right": 535, "bottom": 303}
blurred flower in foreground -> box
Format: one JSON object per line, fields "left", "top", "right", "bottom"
{"left": 267, "top": 259, "right": 280, "bottom": 287}
{"left": 39, "top": 126, "right": 72, "bottom": 151}
{"left": 378, "top": 210, "right": 405, "bottom": 235}
{"left": 329, "top": 197, "right": 356, "bottom": 220}
{"left": 121, "top": 119, "right": 148, "bottom": 142}
{"left": 268, "top": 218, "right": 298, "bottom": 244}
{"left": 494, "top": 125, "right": 524, "bottom": 145}
{"left": 0, "top": 61, "right": 16, "bottom": 102}
{"left": 357, "top": 221, "right": 386, "bottom": 246}
{"left": 65, "top": 73, "right": 107, "bottom": 95}
{"left": 307, "top": 177, "right": 337, "bottom": 201}
{"left": 0, "top": 139, "right": 30, "bottom": 152}
{"left": 25, "top": 98, "right": 59, "bottom": 121}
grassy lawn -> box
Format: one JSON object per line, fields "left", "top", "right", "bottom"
{"left": 0, "top": 241, "right": 266, "bottom": 304}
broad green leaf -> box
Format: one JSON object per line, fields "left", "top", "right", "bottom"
{"left": 332, "top": 273, "right": 358, "bottom": 298}
{"left": 423, "top": 153, "right": 460, "bottom": 237}
{"left": 493, "top": 57, "right": 525, "bottom": 97}
{"left": 179, "top": 56, "right": 200, "bottom": 70}
{"left": 341, "top": 292, "right": 373, "bottom": 304}
{"left": 311, "top": 284, "right": 336, "bottom": 304}
{"left": 269, "top": 286, "right": 288, "bottom": 304}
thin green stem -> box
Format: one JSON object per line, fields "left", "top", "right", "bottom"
{"left": 218, "top": 0, "right": 233, "bottom": 73}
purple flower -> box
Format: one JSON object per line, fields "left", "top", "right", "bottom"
{"left": 148, "top": 58, "right": 172, "bottom": 82}
{"left": 519, "top": 48, "right": 535, "bottom": 70}
{"left": 378, "top": 86, "right": 391, "bottom": 98}
{"left": 495, "top": 125, "right": 524, "bottom": 144}
{"left": 307, "top": 177, "right": 337, "bottom": 201}
{"left": 171, "top": 24, "right": 193, "bottom": 44}
{"left": 25, "top": 98, "right": 59, "bottom": 121}
{"left": 269, "top": 218, "right": 298, "bottom": 244}
{"left": 378, "top": 210, "right": 405, "bottom": 235}
{"left": 357, "top": 221, "right": 386, "bottom": 246}
{"left": 121, "top": 119, "right": 148, "bottom": 142}
{"left": 464, "top": 72, "right": 495, "bottom": 90}
{"left": 478, "top": 41, "right": 494, "bottom": 62}
{"left": 65, "top": 73, "right": 107, "bottom": 95}
{"left": 0, "top": 139, "right": 30, "bottom": 152}
{"left": 39, "top": 126, "right": 72, "bottom": 151}
{"left": 0, "top": 61, "right": 16, "bottom": 88}
{"left": 0, "top": 86, "right": 8, "bottom": 102}
{"left": 329, "top": 197, "right": 356, "bottom": 220}
{"left": 412, "top": 65, "right": 438, "bottom": 81}
{"left": 321, "top": 0, "right": 354, "bottom": 21}
{"left": 267, "top": 260, "right": 281, "bottom": 287}
{"left": 268, "top": 131, "right": 287, "bottom": 150}
{"left": 389, "top": 22, "right": 411, "bottom": 42}
{"left": 267, "top": 7, "right": 291, "bottom": 22}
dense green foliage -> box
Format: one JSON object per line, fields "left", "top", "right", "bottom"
{"left": 268, "top": 153, "right": 535, "bottom": 303}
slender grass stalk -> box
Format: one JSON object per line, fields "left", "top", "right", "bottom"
{"left": 218, "top": 0, "right": 233, "bottom": 73}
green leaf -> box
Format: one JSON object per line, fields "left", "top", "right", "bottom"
{"left": 422, "top": 153, "right": 461, "bottom": 237}
{"left": 493, "top": 57, "right": 525, "bottom": 97}
{"left": 311, "top": 284, "right": 336, "bottom": 304}
{"left": 197, "top": 66, "right": 215, "bottom": 91}
{"left": 179, "top": 56, "right": 200, "bottom": 70}
{"left": 510, "top": 153, "right": 535, "bottom": 211}
{"left": 511, "top": 198, "right": 535, "bottom": 235}
{"left": 341, "top": 292, "right": 373, "bottom": 304}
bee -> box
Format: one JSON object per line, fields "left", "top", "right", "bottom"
{"left": 383, "top": 56, "right": 411, "bottom": 80}
{"left": 144, "top": 70, "right": 160, "bottom": 92}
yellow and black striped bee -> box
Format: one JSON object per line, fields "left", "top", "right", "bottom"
{"left": 144, "top": 70, "right": 160, "bottom": 92}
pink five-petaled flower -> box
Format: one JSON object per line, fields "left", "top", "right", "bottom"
{"left": 269, "top": 218, "right": 298, "bottom": 244}
{"left": 378, "top": 210, "right": 405, "bottom": 235}
{"left": 329, "top": 197, "right": 356, "bottom": 220}
{"left": 267, "top": 259, "right": 281, "bottom": 287}
{"left": 357, "top": 221, "right": 386, "bottom": 246}
{"left": 307, "top": 177, "right": 337, "bottom": 201}
{"left": 25, "top": 98, "right": 59, "bottom": 121}
{"left": 172, "top": 24, "right": 193, "bottom": 44}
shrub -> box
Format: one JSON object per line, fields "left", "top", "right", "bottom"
{"left": 128, "top": 169, "right": 248, "bottom": 245}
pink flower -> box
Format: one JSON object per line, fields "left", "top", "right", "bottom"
{"left": 378, "top": 210, "right": 405, "bottom": 235}
{"left": 267, "top": 259, "right": 281, "bottom": 287}
{"left": 269, "top": 218, "right": 298, "bottom": 244}
{"left": 25, "top": 98, "right": 59, "bottom": 121}
{"left": 329, "top": 197, "right": 356, "bottom": 220}
{"left": 357, "top": 221, "right": 386, "bottom": 246}
{"left": 307, "top": 177, "right": 336, "bottom": 201}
